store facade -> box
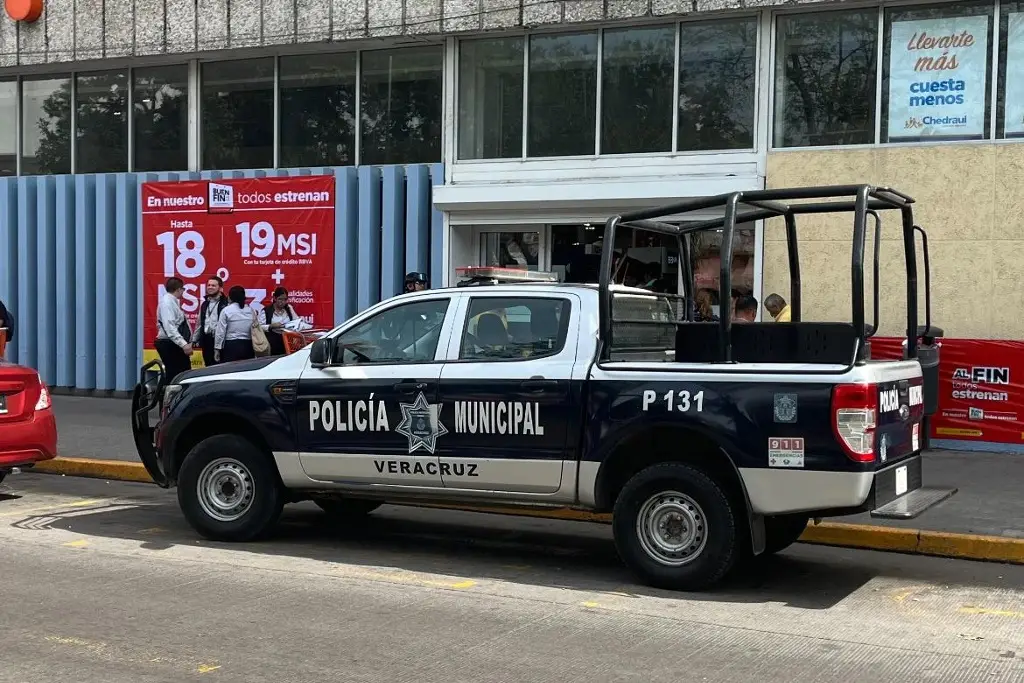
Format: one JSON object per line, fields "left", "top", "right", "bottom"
{"left": 1, "top": 0, "right": 1023, "bottom": 400}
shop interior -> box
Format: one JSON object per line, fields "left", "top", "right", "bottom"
{"left": 450, "top": 222, "right": 760, "bottom": 320}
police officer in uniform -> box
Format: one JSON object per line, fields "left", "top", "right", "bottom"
{"left": 404, "top": 272, "right": 428, "bottom": 293}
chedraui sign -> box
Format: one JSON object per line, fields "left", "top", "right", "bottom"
{"left": 888, "top": 16, "right": 989, "bottom": 141}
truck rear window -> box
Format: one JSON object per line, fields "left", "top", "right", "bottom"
{"left": 609, "top": 293, "right": 679, "bottom": 359}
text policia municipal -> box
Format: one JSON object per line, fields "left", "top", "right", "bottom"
{"left": 308, "top": 398, "right": 546, "bottom": 435}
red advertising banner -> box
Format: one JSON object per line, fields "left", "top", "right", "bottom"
{"left": 141, "top": 176, "right": 336, "bottom": 367}
{"left": 871, "top": 337, "right": 1024, "bottom": 445}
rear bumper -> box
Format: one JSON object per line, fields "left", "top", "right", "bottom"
{"left": 739, "top": 454, "right": 952, "bottom": 518}
{"left": 0, "top": 408, "right": 58, "bottom": 468}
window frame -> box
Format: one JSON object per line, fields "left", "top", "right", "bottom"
{"left": 768, "top": 0, "right": 1014, "bottom": 152}
{"left": 452, "top": 15, "right": 761, "bottom": 165}
{"left": 455, "top": 295, "right": 573, "bottom": 364}
{"left": 329, "top": 296, "right": 453, "bottom": 366}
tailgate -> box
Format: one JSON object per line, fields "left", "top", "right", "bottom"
{"left": 874, "top": 373, "right": 925, "bottom": 467}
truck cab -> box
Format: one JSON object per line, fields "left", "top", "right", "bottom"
{"left": 131, "top": 184, "right": 956, "bottom": 591}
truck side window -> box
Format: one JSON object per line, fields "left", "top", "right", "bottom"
{"left": 460, "top": 297, "right": 571, "bottom": 361}
{"left": 334, "top": 299, "right": 450, "bottom": 364}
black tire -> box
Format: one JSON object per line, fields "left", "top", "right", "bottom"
{"left": 612, "top": 462, "right": 739, "bottom": 591}
{"left": 762, "top": 514, "right": 810, "bottom": 555}
{"left": 176, "top": 434, "right": 283, "bottom": 542}
{"left": 313, "top": 498, "right": 383, "bottom": 518}
{"left": 0, "top": 471, "right": 6, "bottom": 486}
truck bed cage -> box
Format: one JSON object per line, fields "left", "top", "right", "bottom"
{"left": 597, "top": 184, "right": 935, "bottom": 370}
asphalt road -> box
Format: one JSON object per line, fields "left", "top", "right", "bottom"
{"left": 1, "top": 473, "right": 1023, "bottom": 683}
{"left": 51, "top": 395, "right": 1024, "bottom": 538}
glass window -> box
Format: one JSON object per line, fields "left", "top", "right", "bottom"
{"left": 201, "top": 58, "right": 274, "bottom": 170}
{"left": 133, "top": 65, "right": 189, "bottom": 172}
{"left": 460, "top": 297, "right": 571, "bottom": 361}
{"left": 21, "top": 76, "right": 72, "bottom": 175}
{"left": 690, "top": 226, "right": 757, "bottom": 321}
{"left": 75, "top": 70, "right": 129, "bottom": 174}
{"left": 0, "top": 81, "right": 15, "bottom": 176}
{"left": 601, "top": 25, "right": 674, "bottom": 155}
{"left": 360, "top": 46, "right": 443, "bottom": 165}
{"left": 774, "top": 10, "right": 878, "bottom": 148}
{"left": 334, "top": 298, "right": 450, "bottom": 365}
{"left": 678, "top": 17, "right": 758, "bottom": 151}
{"left": 458, "top": 38, "right": 525, "bottom": 160}
{"left": 280, "top": 53, "right": 357, "bottom": 168}
{"left": 999, "top": 1, "right": 1024, "bottom": 138}
{"left": 528, "top": 32, "right": 598, "bottom": 157}
{"left": 883, "top": 2, "right": 993, "bottom": 143}
{"left": 479, "top": 231, "right": 541, "bottom": 270}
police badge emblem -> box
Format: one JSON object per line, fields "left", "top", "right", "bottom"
{"left": 773, "top": 393, "right": 798, "bottom": 423}
{"left": 395, "top": 392, "right": 449, "bottom": 454}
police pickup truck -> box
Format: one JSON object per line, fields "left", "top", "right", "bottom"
{"left": 132, "top": 185, "right": 956, "bottom": 591}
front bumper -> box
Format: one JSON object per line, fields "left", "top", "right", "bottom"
{"left": 0, "top": 408, "right": 58, "bottom": 468}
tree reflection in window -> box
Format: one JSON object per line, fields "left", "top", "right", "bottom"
{"left": 75, "top": 70, "right": 129, "bottom": 173}
{"left": 360, "top": 46, "right": 443, "bottom": 165}
{"left": 774, "top": 10, "right": 878, "bottom": 148}
{"left": 601, "top": 25, "right": 675, "bottom": 155}
{"left": 133, "top": 65, "right": 189, "bottom": 172}
{"left": 678, "top": 17, "right": 757, "bottom": 151}
{"left": 528, "top": 32, "right": 598, "bottom": 157}
{"left": 22, "top": 76, "right": 71, "bottom": 176}
{"left": 280, "top": 53, "right": 356, "bottom": 168}
{"left": 201, "top": 58, "right": 275, "bottom": 170}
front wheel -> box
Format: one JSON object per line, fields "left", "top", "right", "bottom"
{"left": 612, "top": 462, "right": 739, "bottom": 591}
{"left": 177, "top": 434, "right": 283, "bottom": 542}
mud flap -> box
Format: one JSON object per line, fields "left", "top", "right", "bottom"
{"left": 131, "top": 360, "right": 172, "bottom": 488}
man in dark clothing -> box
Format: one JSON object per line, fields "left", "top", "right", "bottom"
{"left": 191, "top": 276, "right": 229, "bottom": 367}
{"left": 0, "top": 298, "right": 13, "bottom": 357}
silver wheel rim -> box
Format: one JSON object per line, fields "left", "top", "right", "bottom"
{"left": 635, "top": 490, "right": 708, "bottom": 566}
{"left": 197, "top": 458, "right": 255, "bottom": 523}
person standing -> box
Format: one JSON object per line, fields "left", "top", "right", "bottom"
{"left": 192, "top": 276, "right": 228, "bottom": 367}
{"left": 261, "top": 287, "right": 301, "bottom": 357}
{"left": 734, "top": 295, "right": 759, "bottom": 322}
{"left": 0, "top": 298, "right": 12, "bottom": 358}
{"left": 404, "top": 272, "right": 428, "bottom": 293}
{"left": 215, "top": 285, "right": 257, "bottom": 363}
{"left": 764, "top": 293, "right": 791, "bottom": 322}
{"left": 155, "top": 277, "right": 194, "bottom": 381}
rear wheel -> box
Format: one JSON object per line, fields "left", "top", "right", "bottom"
{"left": 762, "top": 514, "right": 810, "bottom": 555}
{"left": 612, "top": 462, "right": 739, "bottom": 591}
{"left": 177, "top": 434, "right": 283, "bottom": 542}
{"left": 313, "top": 498, "right": 382, "bottom": 519}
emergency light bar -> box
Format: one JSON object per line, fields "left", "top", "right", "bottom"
{"left": 454, "top": 266, "right": 558, "bottom": 286}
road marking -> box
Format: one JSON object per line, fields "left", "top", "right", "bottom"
{"left": 891, "top": 586, "right": 930, "bottom": 603}
{"left": 333, "top": 565, "right": 476, "bottom": 591}
{"left": 0, "top": 498, "right": 107, "bottom": 518}
{"left": 62, "top": 540, "right": 89, "bottom": 548}
{"left": 959, "top": 605, "right": 1024, "bottom": 619}
{"left": 197, "top": 664, "right": 222, "bottom": 673}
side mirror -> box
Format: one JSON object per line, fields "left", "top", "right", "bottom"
{"left": 309, "top": 337, "right": 333, "bottom": 367}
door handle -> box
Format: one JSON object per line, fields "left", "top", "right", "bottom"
{"left": 520, "top": 379, "right": 558, "bottom": 392}
{"left": 394, "top": 381, "right": 428, "bottom": 394}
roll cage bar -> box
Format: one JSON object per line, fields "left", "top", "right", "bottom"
{"left": 597, "top": 184, "right": 935, "bottom": 365}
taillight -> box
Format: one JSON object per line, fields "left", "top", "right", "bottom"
{"left": 35, "top": 382, "right": 51, "bottom": 411}
{"left": 832, "top": 383, "right": 877, "bottom": 462}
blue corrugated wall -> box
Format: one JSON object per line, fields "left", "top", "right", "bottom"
{"left": 0, "top": 163, "right": 445, "bottom": 393}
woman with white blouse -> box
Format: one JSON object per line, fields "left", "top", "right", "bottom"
{"left": 214, "top": 285, "right": 256, "bottom": 363}
{"left": 260, "top": 286, "right": 301, "bottom": 357}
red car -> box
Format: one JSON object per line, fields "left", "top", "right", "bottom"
{"left": 0, "top": 360, "right": 57, "bottom": 485}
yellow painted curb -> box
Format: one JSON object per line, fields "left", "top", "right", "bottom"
{"left": 33, "top": 457, "right": 155, "bottom": 484}
{"left": 31, "top": 457, "right": 1024, "bottom": 565}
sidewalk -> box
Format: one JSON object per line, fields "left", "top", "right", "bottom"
{"left": 49, "top": 395, "right": 1024, "bottom": 542}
